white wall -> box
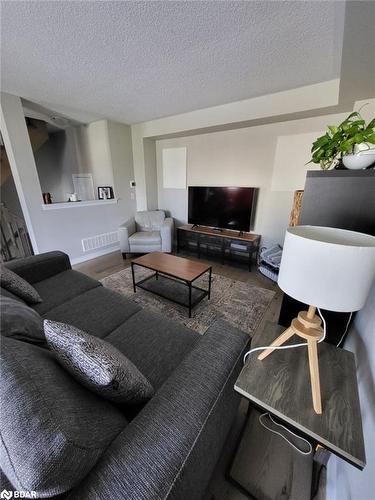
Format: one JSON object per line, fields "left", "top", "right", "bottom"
{"left": 132, "top": 79, "right": 341, "bottom": 212}
{"left": 1, "top": 93, "right": 136, "bottom": 263}
{"left": 34, "top": 130, "right": 77, "bottom": 202}
{"left": 74, "top": 120, "right": 115, "bottom": 196}
{"left": 325, "top": 98, "right": 375, "bottom": 499}
{"left": 156, "top": 98, "right": 374, "bottom": 246}
{"left": 326, "top": 279, "right": 375, "bottom": 500}
{"left": 107, "top": 120, "right": 136, "bottom": 219}
{"left": 156, "top": 113, "right": 346, "bottom": 246}
{"left": 0, "top": 156, "right": 24, "bottom": 219}
{"left": 33, "top": 121, "right": 116, "bottom": 203}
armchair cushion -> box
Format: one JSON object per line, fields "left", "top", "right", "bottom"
{"left": 136, "top": 210, "right": 165, "bottom": 231}
{"left": 119, "top": 211, "right": 173, "bottom": 254}
{"left": 129, "top": 231, "right": 161, "bottom": 245}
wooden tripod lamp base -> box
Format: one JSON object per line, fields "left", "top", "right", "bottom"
{"left": 258, "top": 305, "right": 324, "bottom": 414}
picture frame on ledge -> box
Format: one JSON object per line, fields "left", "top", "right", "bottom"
{"left": 98, "top": 186, "right": 114, "bottom": 200}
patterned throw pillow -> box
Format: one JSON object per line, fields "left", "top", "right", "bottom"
{"left": 0, "top": 265, "right": 42, "bottom": 304}
{"left": 44, "top": 320, "right": 154, "bottom": 405}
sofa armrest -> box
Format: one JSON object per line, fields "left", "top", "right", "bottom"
{"left": 118, "top": 218, "right": 136, "bottom": 253}
{"left": 4, "top": 251, "right": 71, "bottom": 284}
{"left": 69, "top": 320, "right": 249, "bottom": 500}
{"left": 160, "top": 217, "right": 174, "bottom": 252}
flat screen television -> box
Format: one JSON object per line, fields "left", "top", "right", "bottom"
{"left": 188, "top": 186, "right": 257, "bottom": 232}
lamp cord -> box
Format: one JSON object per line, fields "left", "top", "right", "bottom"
{"left": 336, "top": 312, "right": 353, "bottom": 347}
{"left": 258, "top": 413, "right": 313, "bottom": 456}
{"left": 243, "top": 307, "right": 327, "bottom": 365}
{"left": 243, "top": 308, "right": 328, "bottom": 455}
{"left": 244, "top": 309, "right": 351, "bottom": 455}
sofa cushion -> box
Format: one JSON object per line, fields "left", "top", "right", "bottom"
{"left": 0, "top": 337, "right": 127, "bottom": 497}
{"left": 0, "top": 265, "right": 42, "bottom": 304}
{"left": 129, "top": 231, "right": 161, "bottom": 245}
{"left": 106, "top": 310, "right": 200, "bottom": 391}
{"left": 0, "top": 297, "right": 44, "bottom": 343}
{"left": 0, "top": 286, "right": 26, "bottom": 303}
{"left": 44, "top": 286, "right": 141, "bottom": 338}
{"left": 45, "top": 320, "right": 154, "bottom": 405}
{"left": 135, "top": 210, "right": 165, "bottom": 231}
{"left": 32, "top": 269, "right": 101, "bottom": 314}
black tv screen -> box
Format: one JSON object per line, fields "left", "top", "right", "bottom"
{"left": 188, "top": 186, "right": 257, "bottom": 232}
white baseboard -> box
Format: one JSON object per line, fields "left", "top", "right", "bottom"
{"left": 70, "top": 244, "right": 120, "bottom": 265}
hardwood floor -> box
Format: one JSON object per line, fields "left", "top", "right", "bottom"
{"left": 74, "top": 249, "right": 283, "bottom": 500}
{"left": 74, "top": 249, "right": 283, "bottom": 344}
{"left": 74, "top": 249, "right": 278, "bottom": 290}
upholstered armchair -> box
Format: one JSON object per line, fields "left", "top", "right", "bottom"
{"left": 119, "top": 210, "right": 174, "bottom": 258}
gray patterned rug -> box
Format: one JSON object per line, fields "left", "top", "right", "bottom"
{"left": 101, "top": 267, "right": 274, "bottom": 336}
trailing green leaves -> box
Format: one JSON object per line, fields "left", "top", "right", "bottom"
{"left": 308, "top": 109, "right": 375, "bottom": 169}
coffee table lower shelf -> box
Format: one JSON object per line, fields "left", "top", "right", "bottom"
{"left": 131, "top": 269, "right": 211, "bottom": 317}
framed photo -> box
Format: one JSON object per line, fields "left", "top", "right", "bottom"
{"left": 98, "top": 186, "right": 114, "bottom": 200}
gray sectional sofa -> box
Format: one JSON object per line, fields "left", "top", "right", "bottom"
{"left": 1, "top": 251, "right": 249, "bottom": 499}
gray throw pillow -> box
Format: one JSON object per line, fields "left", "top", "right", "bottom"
{"left": 0, "top": 336, "right": 127, "bottom": 497}
{"left": 44, "top": 320, "right": 154, "bottom": 405}
{"left": 0, "top": 265, "right": 42, "bottom": 304}
{"left": 0, "top": 297, "right": 44, "bottom": 343}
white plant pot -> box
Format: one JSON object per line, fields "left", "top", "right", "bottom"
{"left": 343, "top": 143, "right": 375, "bottom": 170}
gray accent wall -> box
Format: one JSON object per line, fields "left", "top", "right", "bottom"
{"left": 326, "top": 280, "right": 375, "bottom": 499}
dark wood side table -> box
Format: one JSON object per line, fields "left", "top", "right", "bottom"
{"left": 230, "top": 321, "right": 365, "bottom": 499}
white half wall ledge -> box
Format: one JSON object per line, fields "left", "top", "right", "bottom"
{"left": 41, "top": 199, "right": 119, "bottom": 210}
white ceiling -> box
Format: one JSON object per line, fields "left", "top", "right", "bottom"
{"left": 1, "top": 1, "right": 345, "bottom": 124}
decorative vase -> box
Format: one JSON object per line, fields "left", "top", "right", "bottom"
{"left": 342, "top": 143, "right": 375, "bottom": 170}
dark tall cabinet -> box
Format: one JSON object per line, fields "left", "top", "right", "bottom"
{"left": 278, "top": 170, "right": 375, "bottom": 345}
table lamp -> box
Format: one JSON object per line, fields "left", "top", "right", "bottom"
{"left": 258, "top": 226, "right": 375, "bottom": 414}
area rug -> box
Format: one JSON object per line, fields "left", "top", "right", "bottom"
{"left": 101, "top": 267, "right": 275, "bottom": 336}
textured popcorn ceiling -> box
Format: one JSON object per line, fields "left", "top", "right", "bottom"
{"left": 1, "top": 1, "right": 345, "bottom": 124}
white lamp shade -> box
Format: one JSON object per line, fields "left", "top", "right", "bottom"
{"left": 278, "top": 226, "right": 375, "bottom": 312}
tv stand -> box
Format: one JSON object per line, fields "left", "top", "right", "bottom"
{"left": 177, "top": 224, "right": 261, "bottom": 272}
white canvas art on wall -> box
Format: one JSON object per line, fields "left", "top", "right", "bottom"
{"left": 72, "top": 174, "right": 95, "bottom": 200}
{"left": 162, "top": 147, "right": 187, "bottom": 189}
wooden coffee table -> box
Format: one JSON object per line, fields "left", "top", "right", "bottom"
{"left": 130, "top": 252, "right": 212, "bottom": 317}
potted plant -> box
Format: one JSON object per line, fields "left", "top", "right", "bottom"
{"left": 309, "top": 111, "right": 375, "bottom": 170}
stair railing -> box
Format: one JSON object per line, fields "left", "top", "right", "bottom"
{"left": 0, "top": 203, "right": 34, "bottom": 262}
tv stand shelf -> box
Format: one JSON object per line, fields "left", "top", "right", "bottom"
{"left": 177, "top": 224, "right": 261, "bottom": 272}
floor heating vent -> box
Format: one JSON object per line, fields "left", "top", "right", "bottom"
{"left": 82, "top": 231, "right": 119, "bottom": 252}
